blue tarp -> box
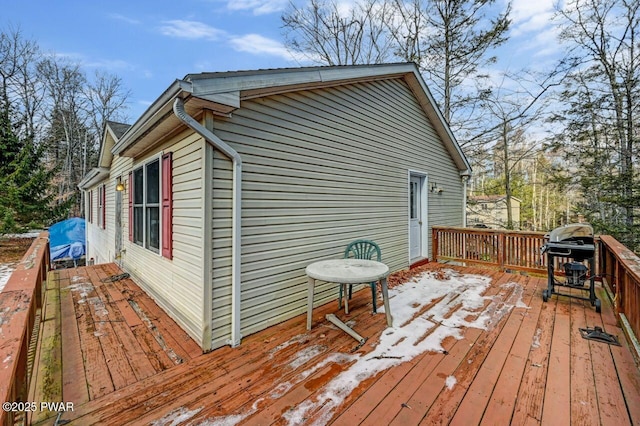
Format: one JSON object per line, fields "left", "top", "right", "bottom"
{"left": 49, "top": 218, "right": 86, "bottom": 261}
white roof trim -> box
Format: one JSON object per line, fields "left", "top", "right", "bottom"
{"left": 78, "top": 167, "right": 110, "bottom": 190}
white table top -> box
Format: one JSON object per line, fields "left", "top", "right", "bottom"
{"left": 305, "top": 259, "right": 389, "bottom": 284}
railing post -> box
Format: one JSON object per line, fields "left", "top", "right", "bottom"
{"left": 498, "top": 232, "right": 506, "bottom": 271}
{"left": 432, "top": 227, "right": 439, "bottom": 262}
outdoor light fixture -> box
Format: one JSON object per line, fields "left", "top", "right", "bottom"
{"left": 115, "top": 177, "right": 126, "bottom": 192}
{"left": 430, "top": 182, "right": 443, "bottom": 194}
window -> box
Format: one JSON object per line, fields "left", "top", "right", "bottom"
{"left": 132, "top": 159, "right": 159, "bottom": 251}
{"left": 87, "top": 191, "right": 93, "bottom": 223}
{"left": 129, "top": 153, "right": 172, "bottom": 258}
{"left": 97, "top": 184, "right": 105, "bottom": 229}
{"left": 410, "top": 180, "right": 418, "bottom": 219}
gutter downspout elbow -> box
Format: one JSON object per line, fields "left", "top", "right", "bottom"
{"left": 173, "top": 98, "right": 243, "bottom": 347}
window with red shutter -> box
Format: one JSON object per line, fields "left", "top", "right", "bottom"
{"left": 161, "top": 152, "right": 173, "bottom": 259}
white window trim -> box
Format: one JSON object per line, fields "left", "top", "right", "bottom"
{"left": 132, "top": 153, "right": 163, "bottom": 255}
{"left": 97, "top": 185, "right": 104, "bottom": 229}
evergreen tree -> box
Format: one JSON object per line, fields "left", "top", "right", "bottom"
{"left": 553, "top": 0, "right": 640, "bottom": 251}
{"left": 0, "top": 99, "right": 56, "bottom": 232}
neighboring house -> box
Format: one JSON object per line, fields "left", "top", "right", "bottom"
{"left": 467, "top": 195, "right": 521, "bottom": 229}
{"left": 78, "top": 63, "right": 472, "bottom": 352}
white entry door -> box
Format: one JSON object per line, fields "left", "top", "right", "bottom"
{"left": 409, "top": 176, "right": 422, "bottom": 260}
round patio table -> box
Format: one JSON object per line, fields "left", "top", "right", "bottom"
{"left": 305, "top": 259, "right": 393, "bottom": 330}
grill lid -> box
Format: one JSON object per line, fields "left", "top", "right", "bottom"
{"left": 548, "top": 223, "right": 594, "bottom": 244}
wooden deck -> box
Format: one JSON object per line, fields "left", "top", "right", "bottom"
{"left": 29, "top": 263, "right": 640, "bottom": 425}
{"left": 28, "top": 263, "right": 203, "bottom": 424}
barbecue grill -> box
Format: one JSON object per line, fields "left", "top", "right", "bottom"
{"left": 540, "top": 223, "right": 600, "bottom": 312}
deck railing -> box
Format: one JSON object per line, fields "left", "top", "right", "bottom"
{"left": 432, "top": 226, "right": 640, "bottom": 359}
{"left": 599, "top": 235, "right": 640, "bottom": 344}
{"left": 432, "top": 226, "right": 549, "bottom": 274}
{"left": 0, "top": 233, "right": 50, "bottom": 426}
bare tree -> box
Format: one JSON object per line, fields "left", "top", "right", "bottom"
{"left": 384, "top": 0, "right": 511, "bottom": 139}
{"left": 82, "top": 70, "right": 131, "bottom": 177}
{"left": 473, "top": 71, "right": 556, "bottom": 229}
{"left": 282, "top": 0, "right": 511, "bottom": 146}
{"left": 0, "top": 26, "right": 44, "bottom": 141}
{"left": 38, "top": 57, "right": 87, "bottom": 199}
{"left": 282, "top": 0, "right": 394, "bottom": 65}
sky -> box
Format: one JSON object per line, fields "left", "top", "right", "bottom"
{"left": 2, "top": 0, "right": 561, "bottom": 123}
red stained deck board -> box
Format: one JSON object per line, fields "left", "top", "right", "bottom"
{"left": 100, "top": 293, "right": 383, "bottom": 425}
{"left": 583, "top": 289, "right": 632, "bottom": 426}
{"left": 92, "top": 265, "right": 143, "bottom": 328}
{"left": 568, "top": 292, "right": 600, "bottom": 425}
{"left": 83, "top": 266, "right": 138, "bottom": 390}
{"left": 336, "top": 269, "right": 504, "bottom": 425}
{"left": 598, "top": 287, "right": 640, "bottom": 425}
{"left": 510, "top": 284, "right": 559, "bottom": 425}
{"left": 436, "top": 274, "right": 536, "bottom": 425}
{"left": 59, "top": 280, "right": 90, "bottom": 406}
{"left": 87, "top": 266, "right": 157, "bottom": 381}
{"left": 24, "top": 263, "right": 640, "bottom": 426}
{"left": 479, "top": 276, "right": 544, "bottom": 424}
{"left": 68, "top": 288, "right": 357, "bottom": 423}
{"left": 541, "top": 296, "right": 572, "bottom": 425}
{"left": 223, "top": 310, "right": 385, "bottom": 425}
{"left": 101, "top": 263, "right": 201, "bottom": 362}
{"left": 65, "top": 268, "right": 115, "bottom": 400}
{"left": 447, "top": 275, "right": 534, "bottom": 425}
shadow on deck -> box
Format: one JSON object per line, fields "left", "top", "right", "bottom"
{"left": 29, "top": 263, "right": 640, "bottom": 425}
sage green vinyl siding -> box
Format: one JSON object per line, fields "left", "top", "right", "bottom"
{"left": 116, "top": 131, "right": 207, "bottom": 347}
{"left": 210, "top": 78, "right": 463, "bottom": 347}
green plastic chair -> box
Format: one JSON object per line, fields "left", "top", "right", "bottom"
{"left": 339, "top": 239, "right": 381, "bottom": 313}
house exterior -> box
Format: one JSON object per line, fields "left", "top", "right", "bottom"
{"left": 467, "top": 195, "right": 521, "bottom": 229}
{"left": 79, "top": 63, "right": 471, "bottom": 352}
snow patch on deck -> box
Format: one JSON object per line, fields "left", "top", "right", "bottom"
{"left": 446, "top": 375, "right": 457, "bottom": 390}
{"left": 532, "top": 328, "right": 542, "bottom": 348}
{"left": 150, "top": 406, "right": 202, "bottom": 425}
{"left": 202, "top": 269, "right": 529, "bottom": 425}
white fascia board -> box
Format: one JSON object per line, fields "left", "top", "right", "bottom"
{"left": 112, "top": 80, "right": 189, "bottom": 156}
{"left": 78, "top": 167, "right": 110, "bottom": 190}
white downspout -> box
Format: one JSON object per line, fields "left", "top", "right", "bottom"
{"left": 173, "top": 98, "right": 243, "bottom": 347}
{"left": 461, "top": 172, "right": 470, "bottom": 227}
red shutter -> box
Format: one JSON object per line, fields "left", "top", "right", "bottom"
{"left": 128, "top": 171, "right": 133, "bottom": 242}
{"left": 161, "top": 153, "right": 173, "bottom": 259}
{"left": 102, "top": 184, "right": 106, "bottom": 229}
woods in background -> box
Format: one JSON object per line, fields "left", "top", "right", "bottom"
{"left": 0, "top": 27, "right": 129, "bottom": 233}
